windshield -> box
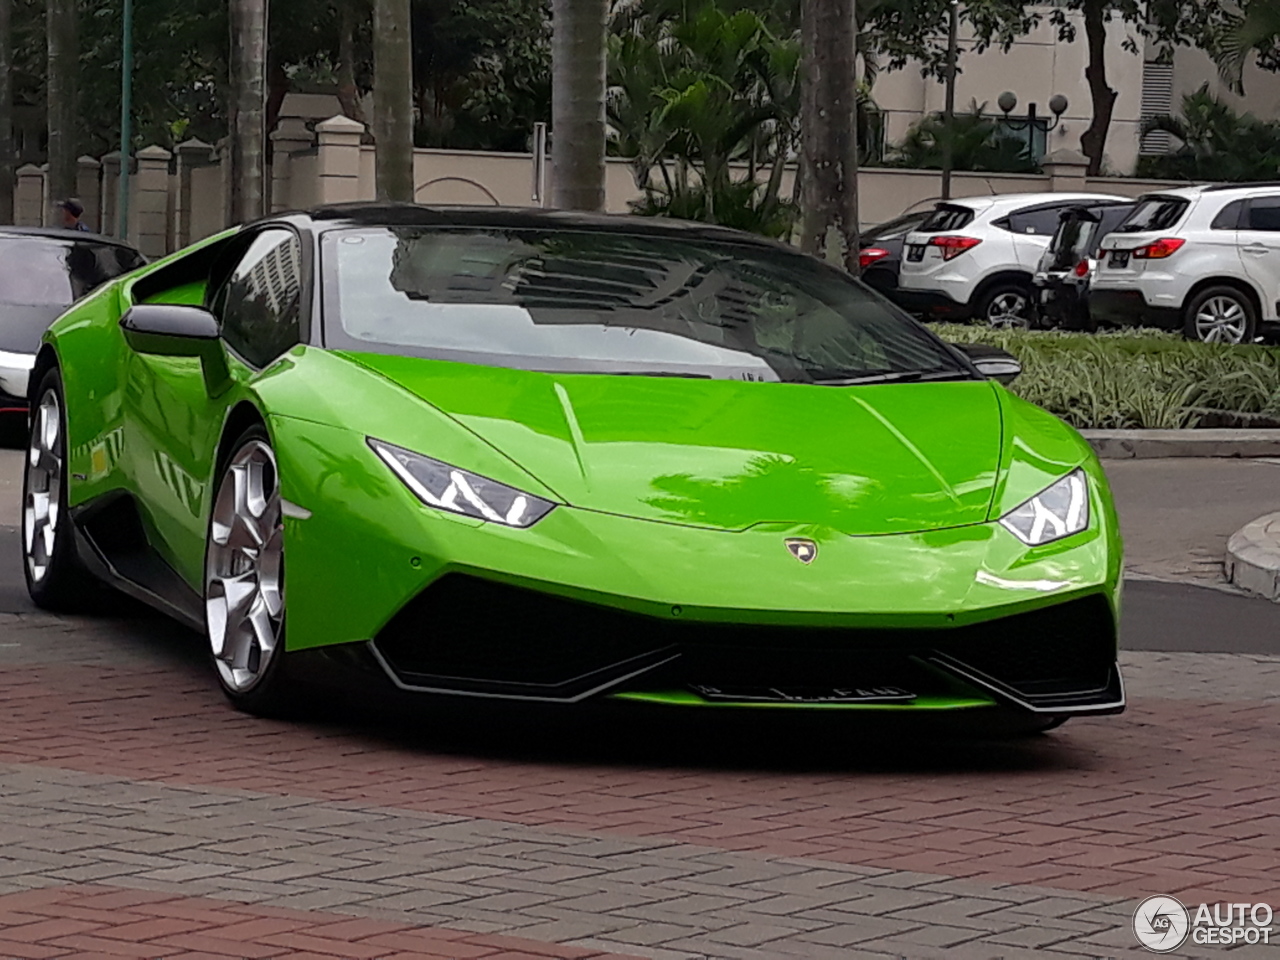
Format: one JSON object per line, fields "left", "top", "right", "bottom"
{"left": 321, "top": 227, "right": 970, "bottom": 384}
{"left": 1115, "top": 197, "right": 1189, "bottom": 233}
{"left": 0, "top": 237, "right": 145, "bottom": 307}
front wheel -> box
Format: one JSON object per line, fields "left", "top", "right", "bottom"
{"left": 205, "top": 426, "right": 296, "bottom": 716}
{"left": 975, "top": 282, "right": 1034, "bottom": 329}
{"left": 1184, "top": 286, "right": 1257, "bottom": 344}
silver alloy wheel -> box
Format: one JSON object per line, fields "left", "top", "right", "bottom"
{"left": 206, "top": 439, "right": 284, "bottom": 692}
{"left": 986, "top": 291, "right": 1030, "bottom": 328}
{"left": 23, "top": 389, "right": 63, "bottom": 584}
{"left": 1194, "top": 295, "right": 1249, "bottom": 344}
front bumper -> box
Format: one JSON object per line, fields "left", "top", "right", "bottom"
{"left": 1089, "top": 288, "right": 1181, "bottom": 330}
{"left": 274, "top": 419, "right": 1124, "bottom": 717}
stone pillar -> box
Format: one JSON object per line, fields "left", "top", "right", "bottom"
{"left": 175, "top": 138, "right": 215, "bottom": 249}
{"left": 270, "top": 117, "right": 314, "bottom": 213}
{"left": 14, "top": 165, "right": 44, "bottom": 226}
{"left": 1041, "top": 148, "right": 1090, "bottom": 193}
{"left": 134, "top": 145, "right": 173, "bottom": 258}
{"left": 76, "top": 156, "right": 102, "bottom": 232}
{"left": 100, "top": 151, "right": 121, "bottom": 237}
{"left": 316, "top": 115, "right": 365, "bottom": 205}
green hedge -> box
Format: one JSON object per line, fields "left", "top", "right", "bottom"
{"left": 930, "top": 325, "right": 1280, "bottom": 430}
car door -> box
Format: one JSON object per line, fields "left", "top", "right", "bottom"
{"left": 1237, "top": 195, "right": 1280, "bottom": 322}
{"left": 120, "top": 227, "right": 306, "bottom": 590}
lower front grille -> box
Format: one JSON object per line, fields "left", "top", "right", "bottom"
{"left": 373, "top": 574, "right": 1119, "bottom": 709}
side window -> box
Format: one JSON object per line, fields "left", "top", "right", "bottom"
{"left": 1211, "top": 200, "right": 1245, "bottom": 231}
{"left": 1244, "top": 197, "right": 1280, "bottom": 232}
{"left": 215, "top": 229, "right": 304, "bottom": 368}
{"left": 1007, "top": 205, "right": 1071, "bottom": 236}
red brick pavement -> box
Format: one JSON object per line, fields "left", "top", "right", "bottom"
{"left": 0, "top": 883, "right": 643, "bottom": 958}
{"left": 1, "top": 661, "right": 1277, "bottom": 906}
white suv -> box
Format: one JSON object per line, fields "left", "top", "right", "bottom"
{"left": 898, "top": 192, "right": 1128, "bottom": 326}
{"left": 1091, "top": 184, "right": 1280, "bottom": 343}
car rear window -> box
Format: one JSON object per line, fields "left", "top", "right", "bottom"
{"left": 916, "top": 204, "right": 975, "bottom": 233}
{"left": 0, "top": 237, "right": 145, "bottom": 307}
{"left": 1114, "top": 197, "right": 1190, "bottom": 233}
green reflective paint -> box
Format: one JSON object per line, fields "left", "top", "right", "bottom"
{"left": 41, "top": 226, "right": 1122, "bottom": 714}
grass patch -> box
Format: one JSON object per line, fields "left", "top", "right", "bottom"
{"left": 930, "top": 325, "right": 1280, "bottom": 430}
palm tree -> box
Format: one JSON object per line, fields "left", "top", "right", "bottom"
{"left": 45, "top": 0, "right": 78, "bottom": 221}
{"left": 0, "top": 0, "right": 13, "bottom": 224}
{"left": 228, "top": 0, "right": 268, "bottom": 223}
{"left": 1216, "top": 0, "right": 1280, "bottom": 95}
{"left": 799, "top": 0, "right": 858, "bottom": 270}
{"left": 373, "top": 0, "right": 413, "bottom": 201}
{"left": 551, "top": 0, "right": 608, "bottom": 211}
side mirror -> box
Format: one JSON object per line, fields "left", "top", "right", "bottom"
{"left": 950, "top": 342, "right": 1021, "bottom": 385}
{"left": 120, "top": 304, "right": 231, "bottom": 396}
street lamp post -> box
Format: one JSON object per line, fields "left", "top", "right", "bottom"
{"left": 940, "top": 0, "right": 960, "bottom": 200}
{"left": 117, "top": 0, "right": 132, "bottom": 241}
{"left": 997, "top": 91, "right": 1069, "bottom": 165}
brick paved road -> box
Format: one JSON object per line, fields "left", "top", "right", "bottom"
{"left": 0, "top": 607, "right": 1278, "bottom": 959}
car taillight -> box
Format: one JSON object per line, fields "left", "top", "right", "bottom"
{"left": 1132, "top": 237, "right": 1185, "bottom": 259}
{"left": 1073, "top": 259, "right": 1090, "bottom": 278}
{"left": 928, "top": 235, "right": 982, "bottom": 261}
{"left": 859, "top": 247, "right": 890, "bottom": 270}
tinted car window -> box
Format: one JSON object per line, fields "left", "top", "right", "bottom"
{"left": 917, "top": 205, "right": 975, "bottom": 233}
{"left": 1115, "top": 197, "right": 1190, "bottom": 233}
{"left": 1245, "top": 196, "right": 1280, "bottom": 232}
{"left": 323, "top": 227, "right": 971, "bottom": 384}
{"left": 1008, "top": 204, "right": 1074, "bottom": 236}
{"left": 215, "top": 229, "right": 303, "bottom": 368}
{"left": 1211, "top": 199, "right": 1245, "bottom": 231}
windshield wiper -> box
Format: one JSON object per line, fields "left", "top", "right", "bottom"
{"left": 810, "top": 369, "right": 971, "bottom": 386}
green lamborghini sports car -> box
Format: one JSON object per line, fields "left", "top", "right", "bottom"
{"left": 22, "top": 203, "right": 1124, "bottom": 723}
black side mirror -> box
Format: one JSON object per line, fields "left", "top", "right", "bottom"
{"left": 950, "top": 342, "right": 1022, "bottom": 385}
{"left": 120, "top": 304, "right": 231, "bottom": 396}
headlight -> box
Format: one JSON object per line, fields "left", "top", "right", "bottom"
{"left": 999, "top": 469, "right": 1089, "bottom": 546}
{"left": 368, "top": 438, "right": 555, "bottom": 528}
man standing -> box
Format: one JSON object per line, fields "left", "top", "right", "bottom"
{"left": 57, "top": 198, "right": 90, "bottom": 231}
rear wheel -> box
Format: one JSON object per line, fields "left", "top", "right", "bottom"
{"left": 1184, "top": 286, "right": 1257, "bottom": 344}
{"left": 22, "top": 369, "right": 97, "bottom": 610}
{"left": 976, "top": 282, "right": 1034, "bottom": 329}
{"left": 204, "top": 426, "right": 296, "bottom": 716}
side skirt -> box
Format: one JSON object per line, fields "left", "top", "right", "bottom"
{"left": 70, "top": 492, "right": 205, "bottom": 633}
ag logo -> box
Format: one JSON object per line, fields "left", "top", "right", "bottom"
{"left": 785, "top": 538, "right": 817, "bottom": 564}
{"left": 1133, "top": 896, "right": 1190, "bottom": 952}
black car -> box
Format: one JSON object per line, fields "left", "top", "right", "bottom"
{"left": 1032, "top": 202, "right": 1133, "bottom": 331}
{"left": 0, "top": 227, "right": 146, "bottom": 409}
{"left": 858, "top": 210, "right": 929, "bottom": 303}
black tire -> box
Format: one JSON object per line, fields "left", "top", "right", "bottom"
{"left": 204, "top": 424, "right": 301, "bottom": 717}
{"left": 1183, "top": 285, "right": 1258, "bottom": 344}
{"left": 22, "top": 368, "right": 99, "bottom": 610}
{"left": 975, "top": 281, "right": 1034, "bottom": 329}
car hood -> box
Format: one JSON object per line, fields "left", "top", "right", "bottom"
{"left": 339, "top": 353, "right": 1006, "bottom": 536}
{"left": 0, "top": 302, "right": 65, "bottom": 354}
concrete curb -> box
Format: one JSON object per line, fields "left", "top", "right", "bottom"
{"left": 1226, "top": 511, "right": 1280, "bottom": 603}
{"left": 1083, "top": 429, "right": 1280, "bottom": 460}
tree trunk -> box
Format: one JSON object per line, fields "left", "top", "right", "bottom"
{"left": 1079, "top": 0, "right": 1115, "bottom": 178}
{"left": 373, "top": 0, "right": 413, "bottom": 201}
{"left": 800, "top": 0, "right": 859, "bottom": 271}
{"left": 550, "top": 0, "right": 607, "bottom": 212}
{"left": 45, "top": 0, "right": 78, "bottom": 220}
{"left": 0, "top": 0, "right": 14, "bottom": 224}
{"left": 227, "top": 0, "right": 268, "bottom": 223}
{"left": 337, "top": 0, "right": 366, "bottom": 124}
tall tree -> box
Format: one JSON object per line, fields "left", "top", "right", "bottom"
{"left": 799, "top": 0, "right": 858, "bottom": 270}
{"left": 227, "top": 0, "right": 267, "bottom": 222}
{"left": 550, "top": 0, "right": 607, "bottom": 211}
{"left": 374, "top": 0, "right": 413, "bottom": 201}
{"left": 45, "top": 0, "right": 77, "bottom": 217}
{"left": 1215, "top": 0, "right": 1280, "bottom": 94}
{"left": 0, "top": 0, "right": 13, "bottom": 223}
